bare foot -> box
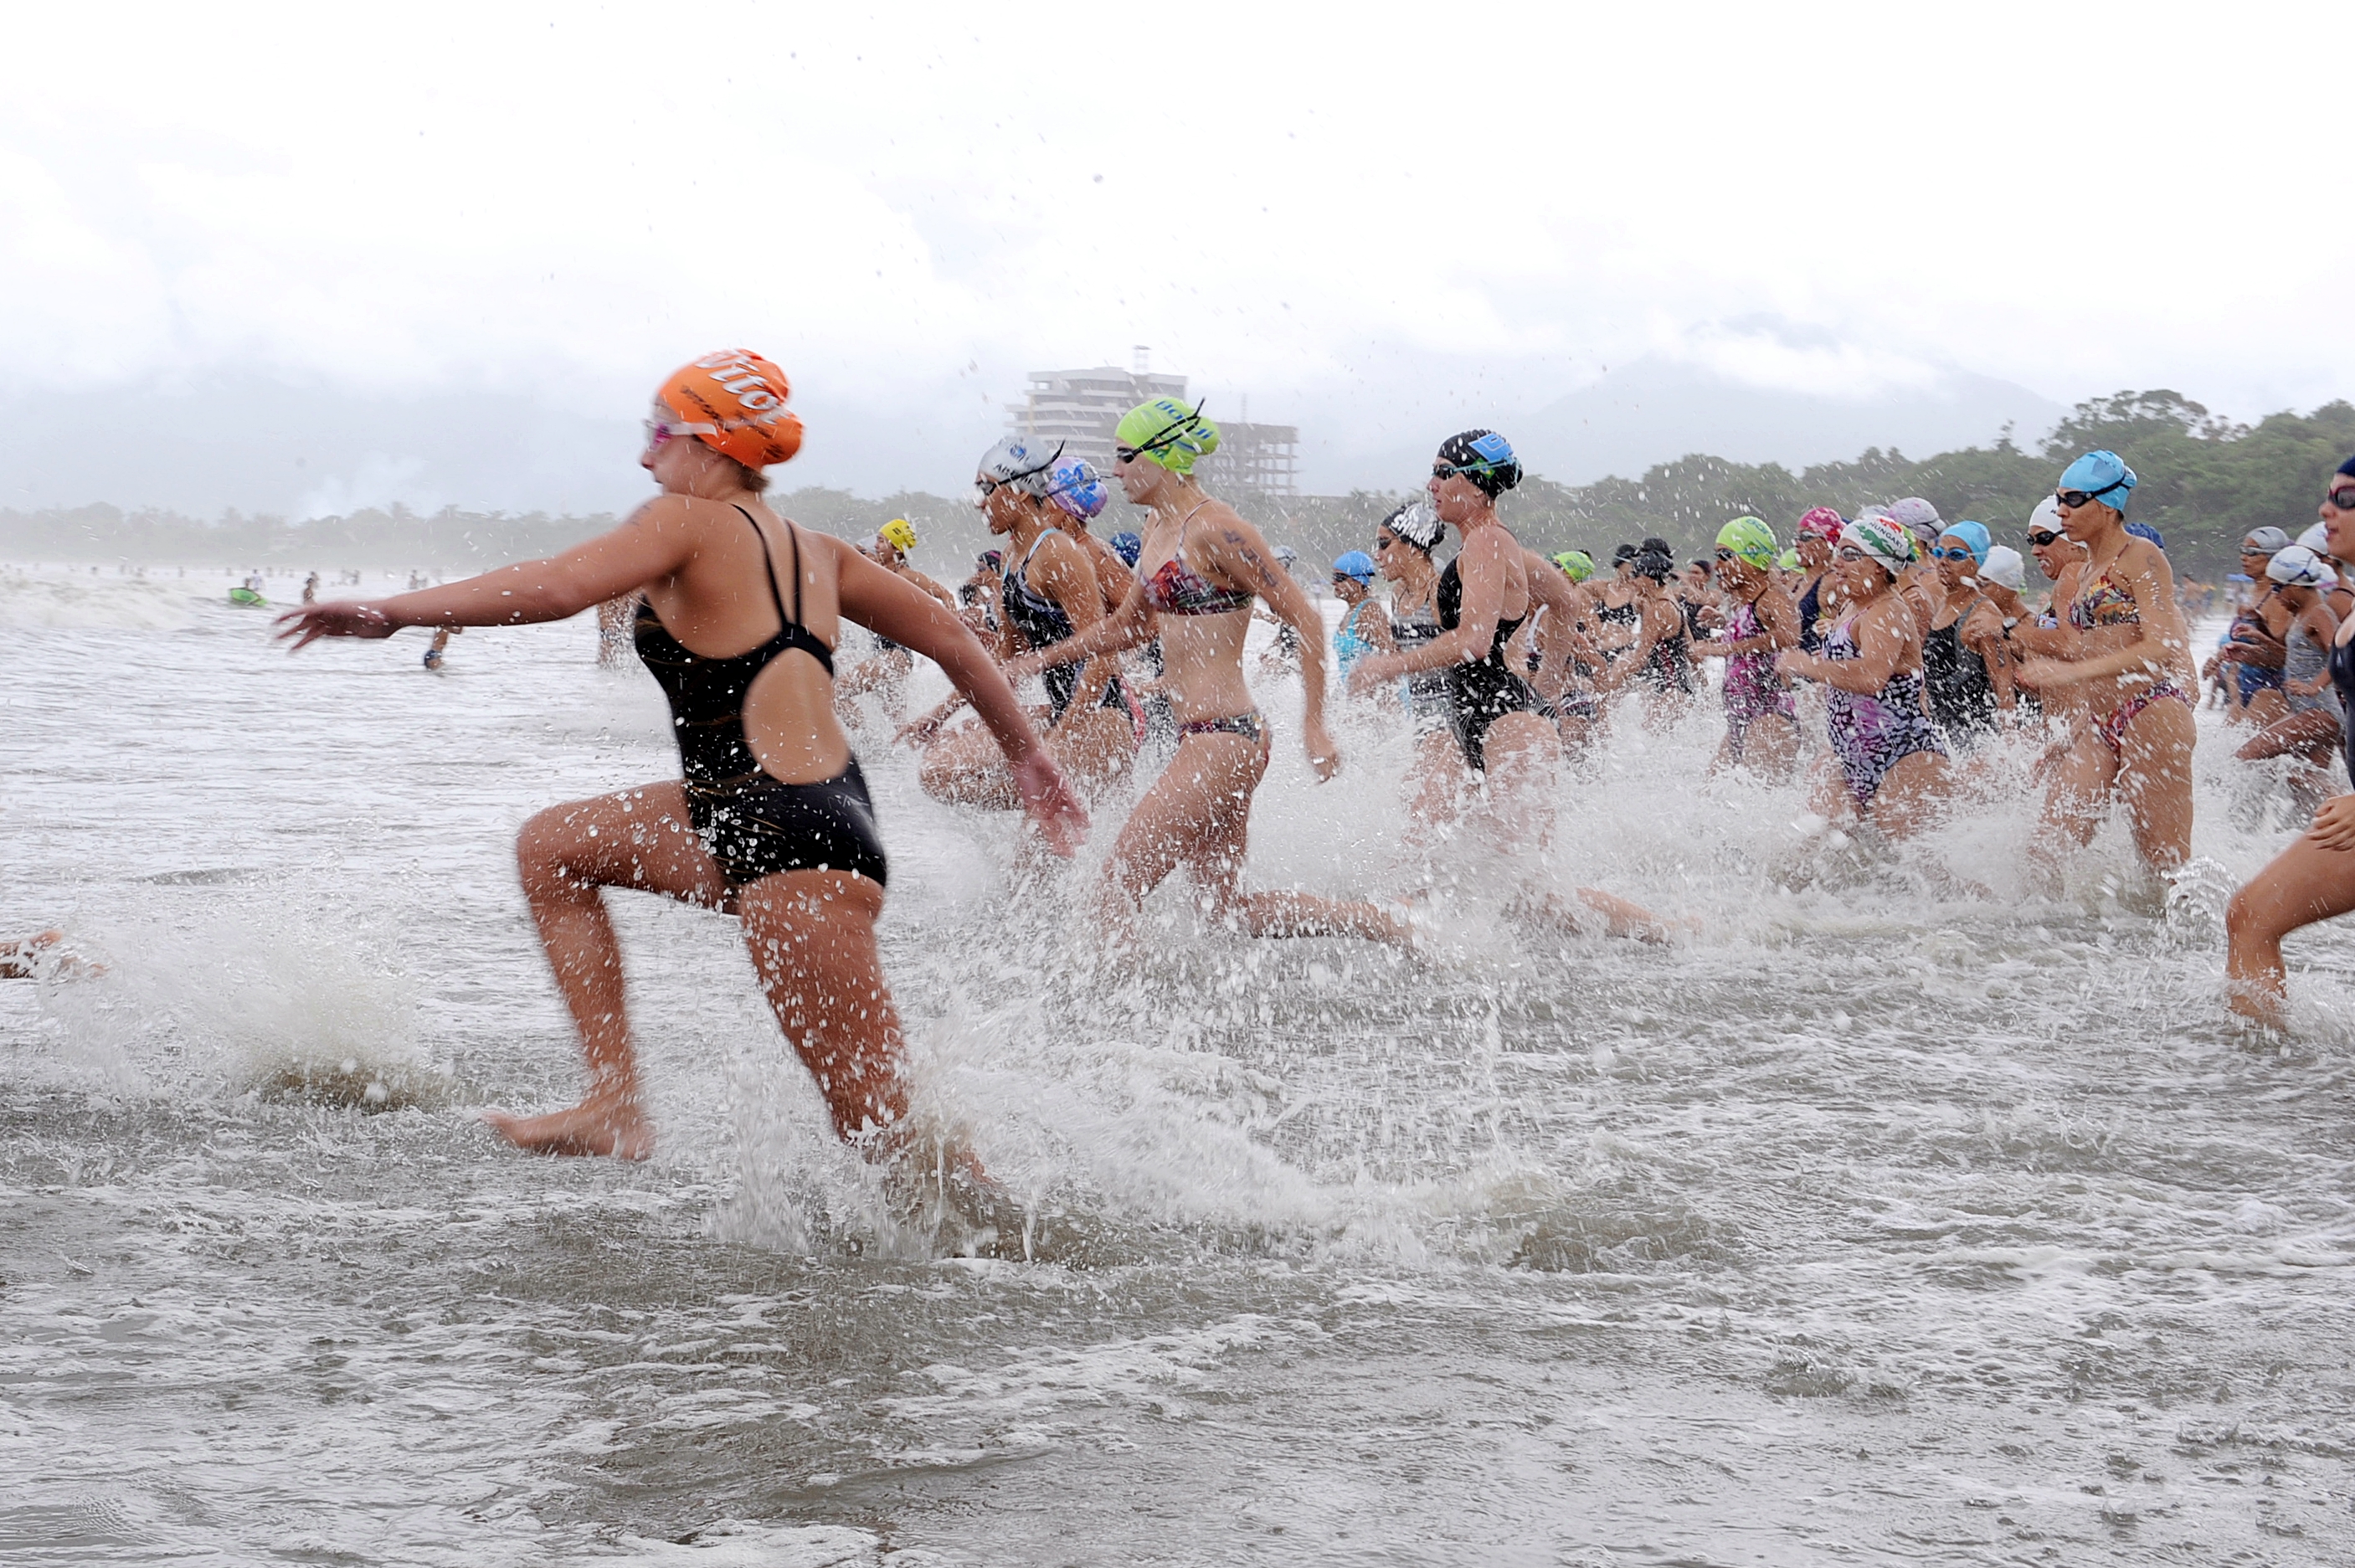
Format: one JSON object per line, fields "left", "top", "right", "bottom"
{"left": 481, "top": 1097, "right": 654, "bottom": 1159}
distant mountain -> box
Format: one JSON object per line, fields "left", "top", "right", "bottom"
{"left": 1515, "top": 357, "right": 2064, "bottom": 485}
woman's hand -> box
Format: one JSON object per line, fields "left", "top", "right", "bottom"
{"left": 275, "top": 600, "right": 397, "bottom": 650}
{"left": 1302, "top": 717, "right": 1341, "bottom": 782}
{"left": 2310, "top": 794, "right": 2355, "bottom": 852}
{"left": 1772, "top": 650, "right": 1814, "bottom": 681}
{"left": 1013, "top": 749, "right": 1089, "bottom": 856}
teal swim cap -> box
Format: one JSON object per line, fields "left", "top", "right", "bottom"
{"left": 1715, "top": 516, "right": 1778, "bottom": 569}
{"left": 1115, "top": 398, "right": 1220, "bottom": 476}
{"left": 2059, "top": 450, "right": 2136, "bottom": 515}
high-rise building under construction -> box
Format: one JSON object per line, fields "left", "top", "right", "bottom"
{"left": 1007, "top": 364, "right": 1298, "bottom": 498}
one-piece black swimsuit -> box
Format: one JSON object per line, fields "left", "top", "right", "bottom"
{"left": 1000, "top": 532, "right": 1131, "bottom": 724}
{"left": 634, "top": 506, "right": 888, "bottom": 889}
{"left": 1436, "top": 556, "right": 1543, "bottom": 773}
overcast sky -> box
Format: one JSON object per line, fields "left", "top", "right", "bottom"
{"left": 3, "top": 1, "right": 2344, "bottom": 516}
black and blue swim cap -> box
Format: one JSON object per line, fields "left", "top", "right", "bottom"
{"left": 1435, "top": 429, "right": 1523, "bottom": 497}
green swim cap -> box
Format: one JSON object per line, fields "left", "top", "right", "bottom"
{"left": 1552, "top": 550, "right": 1595, "bottom": 583}
{"left": 1777, "top": 548, "right": 1801, "bottom": 570}
{"left": 1115, "top": 398, "right": 1221, "bottom": 476}
{"left": 1716, "top": 515, "right": 1778, "bottom": 569}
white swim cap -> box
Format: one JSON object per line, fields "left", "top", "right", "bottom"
{"left": 2299, "top": 521, "right": 2333, "bottom": 559}
{"left": 2267, "top": 544, "right": 2332, "bottom": 588}
{"left": 1982, "top": 545, "right": 2026, "bottom": 591}
{"left": 2027, "top": 496, "right": 2070, "bottom": 539}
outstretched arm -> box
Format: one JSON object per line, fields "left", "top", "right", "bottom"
{"left": 837, "top": 540, "right": 1088, "bottom": 853}
{"left": 275, "top": 497, "right": 701, "bottom": 646}
{"left": 1001, "top": 578, "right": 1155, "bottom": 683}
{"left": 1350, "top": 532, "right": 1511, "bottom": 685}
{"left": 1777, "top": 600, "right": 1910, "bottom": 693}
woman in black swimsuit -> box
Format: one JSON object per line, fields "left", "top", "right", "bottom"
{"left": 1792, "top": 507, "right": 1843, "bottom": 654}
{"left": 1597, "top": 543, "right": 1694, "bottom": 725}
{"left": 277, "top": 352, "right": 1085, "bottom": 1169}
{"left": 900, "top": 437, "right": 1139, "bottom": 804}
{"left": 1347, "top": 431, "right": 1672, "bottom": 939}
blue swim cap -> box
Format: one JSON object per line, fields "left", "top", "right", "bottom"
{"left": 1939, "top": 521, "right": 1992, "bottom": 563}
{"left": 1331, "top": 550, "right": 1376, "bottom": 584}
{"left": 2126, "top": 521, "right": 2166, "bottom": 552}
{"left": 1108, "top": 531, "right": 1143, "bottom": 568}
{"left": 2059, "top": 450, "right": 2136, "bottom": 514}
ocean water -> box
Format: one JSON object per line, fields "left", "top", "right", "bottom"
{"left": 3, "top": 561, "right": 2352, "bottom": 1565}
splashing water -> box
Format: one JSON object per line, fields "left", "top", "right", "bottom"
{"left": 3, "top": 565, "right": 2352, "bottom": 1563}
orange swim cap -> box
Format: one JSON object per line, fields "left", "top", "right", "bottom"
{"left": 656, "top": 350, "right": 804, "bottom": 469}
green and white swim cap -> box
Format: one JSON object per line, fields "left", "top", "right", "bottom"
{"left": 1715, "top": 516, "right": 1779, "bottom": 569}
{"left": 1115, "top": 398, "right": 1220, "bottom": 476}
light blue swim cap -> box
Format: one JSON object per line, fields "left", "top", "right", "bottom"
{"left": 1939, "top": 521, "right": 1992, "bottom": 563}
{"left": 2059, "top": 450, "right": 2136, "bottom": 514}
{"left": 1331, "top": 550, "right": 1376, "bottom": 584}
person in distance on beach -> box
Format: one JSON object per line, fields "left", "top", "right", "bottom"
{"left": 276, "top": 351, "right": 1087, "bottom": 1170}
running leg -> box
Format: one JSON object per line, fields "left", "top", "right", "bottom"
{"left": 1183, "top": 736, "right": 1411, "bottom": 945}
{"left": 2116, "top": 695, "right": 2197, "bottom": 871}
{"left": 2225, "top": 831, "right": 2355, "bottom": 1027}
{"left": 493, "top": 782, "right": 731, "bottom": 1159}
{"left": 733, "top": 868, "right": 911, "bottom": 1144}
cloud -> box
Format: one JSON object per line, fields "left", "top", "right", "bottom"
{"left": 0, "top": 2, "right": 2343, "bottom": 509}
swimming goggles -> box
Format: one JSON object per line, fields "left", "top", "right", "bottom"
{"left": 1930, "top": 545, "right": 1977, "bottom": 562}
{"left": 975, "top": 441, "right": 1067, "bottom": 498}
{"left": 643, "top": 416, "right": 718, "bottom": 447}
{"left": 2327, "top": 485, "right": 2355, "bottom": 511}
{"left": 2026, "top": 529, "right": 2067, "bottom": 548}
{"left": 2054, "top": 480, "right": 2129, "bottom": 509}
{"left": 1835, "top": 546, "right": 1869, "bottom": 562}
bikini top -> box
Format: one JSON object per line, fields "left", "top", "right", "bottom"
{"left": 1435, "top": 556, "right": 1527, "bottom": 661}
{"left": 2070, "top": 570, "right": 2140, "bottom": 630}
{"left": 635, "top": 506, "right": 834, "bottom": 789}
{"left": 1140, "top": 506, "right": 1255, "bottom": 617}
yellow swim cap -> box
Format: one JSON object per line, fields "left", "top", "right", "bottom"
{"left": 879, "top": 518, "right": 918, "bottom": 556}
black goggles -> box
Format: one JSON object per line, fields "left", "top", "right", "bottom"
{"left": 2026, "top": 529, "right": 2067, "bottom": 548}
{"left": 2054, "top": 481, "right": 2127, "bottom": 510}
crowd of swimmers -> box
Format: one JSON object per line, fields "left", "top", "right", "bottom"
{"left": 7, "top": 347, "right": 2344, "bottom": 1248}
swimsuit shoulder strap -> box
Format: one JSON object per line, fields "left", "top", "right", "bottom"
{"left": 1013, "top": 526, "right": 1062, "bottom": 584}
{"left": 733, "top": 503, "right": 796, "bottom": 630}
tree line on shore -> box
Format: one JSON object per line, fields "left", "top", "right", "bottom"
{"left": 6, "top": 390, "right": 2348, "bottom": 586}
